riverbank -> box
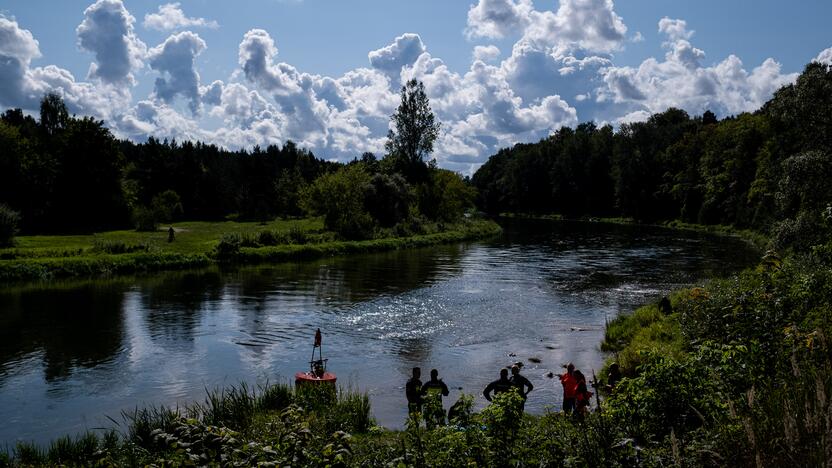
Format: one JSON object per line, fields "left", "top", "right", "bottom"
{"left": 0, "top": 218, "right": 501, "bottom": 283}
{"left": 499, "top": 213, "right": 770, "bottom": 250}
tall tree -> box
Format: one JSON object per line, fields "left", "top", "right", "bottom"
{"left": 385, "top": 79, "right": 440, "bottom": 183}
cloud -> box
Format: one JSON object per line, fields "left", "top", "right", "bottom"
{"left": 76, "top": 0, "right": 146, "bottom": 85}
{"left": 0, "top": 16, "right": 41, "bottom": 107}
{"left": 595, "top": 17, "right": 798, "bottom": 122}
{"left": 143, "top": 3, "right": 218, "bottom": 31}
{"left": 522, "top": 0, "right": 627, "bottom": 54}
{"left": 815, "top": 47, "right": 832, "bottom": 65}
{"left": 148, "top": 31, "right": 207, "bottom": 113}
{"left": 658, "top": 17, "right": 693, "bottom": 42}
{"left": 368, "top": 33, "right": 426, "bottom": 84}
{"left": 473, "top": 45, "right": 501, "bottom": 63}
{"left": 0, "top": 15, "right": 130, "bottom": 118}
{"left": 465, "top": 0, "right": 533, "bottom": 40}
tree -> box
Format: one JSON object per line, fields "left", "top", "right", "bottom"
{"left": 0, "top": 203, "right": 20, "bottom": 246}
{"left": 301, "top": 165, "right": 374, "bottom": 240}
{"left": 40, "top": 92, "right": 69, "bottom": 136}
{"left": 385, "top": 79, "right": 440, "bottom": 183}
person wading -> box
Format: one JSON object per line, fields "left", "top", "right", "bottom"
{"left": 559, "top": 363, "right": 578, "bottom": 413}
{"left": 405, "top": 367, "right": 423, "bottom": 414}
{"left": 483, "top": 368, "right": 514, "bottom": 402}
{"left": 509, "top": 364, "right": 534, "bottom": 410}
{"left": 574, "top": 370, "right": 593, "bottom": 417}
{"left": 421, "top": 369, "right": 450, "bottom": 428}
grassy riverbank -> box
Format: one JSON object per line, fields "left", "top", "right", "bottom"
{"left": 0, "top": 218, "right": 501, "bottom": 283}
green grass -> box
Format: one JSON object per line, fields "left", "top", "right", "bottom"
{"left": 601, "top": 296, "right": 689, "bottom": 376}
{"left": 0, "top": 218, "right": 501, "bottom": 282}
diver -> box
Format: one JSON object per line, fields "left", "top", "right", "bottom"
{"left": 483, "top": 368, "right": 514, "bottom": 402}
{"left": 509, "top": 364, "right": 534, "bottom": 410}
{"left": 406, "top": 367, "right": 423, "bottom": 414}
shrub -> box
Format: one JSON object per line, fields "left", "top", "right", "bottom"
{"left": 256, "top": 229, "right": 288, "bottom": 246}
{"left": 0, "top": 203, "right": 20, "bottom": 247}
{"left": 91, "top": 239, "right": 150, "bottom": 254}
{"left": 214, "top": 233, "right": 242, "bottom": 259}
{"left": 288, "top": 225, "right": 308, "bottom": 244}
{"left": 151, "top": 190, "right": 184, "bottom": 223}
{"left": 132, "top": 205, "right": 158, "bottom": 232}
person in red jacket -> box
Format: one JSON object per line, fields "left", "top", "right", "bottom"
{"left": 559, "top": 363, "right": 578, "bottom": 413}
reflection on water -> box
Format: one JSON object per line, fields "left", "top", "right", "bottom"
{"left": 0, "top": 220, "right": 759, "bottom": 445}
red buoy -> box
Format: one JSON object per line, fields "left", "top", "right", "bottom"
{"left": 295, "top": 328, "right": 337, "bottom": 387}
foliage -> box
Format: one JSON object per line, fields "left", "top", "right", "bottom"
{"left": 214, "top": 232, "right": 243, "bottom": 259}
{"left": 364, "top": 172, "right": 412, "bottom": 227}
{"left": 132, "top": 205, "right": 158, "bottom": 232}
{"left": 151, "top": 189, "right": 184, "bottom": 223}
{"left": 301, "top": 164, "right": 375, "bottom": 240}
{"left": 0, "top": 204, "right": 20, "bottom": 247}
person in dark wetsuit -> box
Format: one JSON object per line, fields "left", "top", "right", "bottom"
{"left": 606, "top": 363, "right": 622, "bottom": 391}
{"left": 421, "top": 369, "right": 450, "bottom": 401}
{"left": 509, "top": 364, "right": 534, "bottom": 410}
{"left": 483, "top": 368, "right": 513, "bottom": 401}
{"left": 406, "top": 367, "right": 423, "bottom": 414}
{"left": 421, "top": 369, "right": 450, "bottom": 427}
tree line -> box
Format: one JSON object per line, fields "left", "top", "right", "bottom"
{"left": 0, "top": 79, "right": 474, "bottom": 243}
{"left": 473, "top": 62, "right": 832, "bottom": 252}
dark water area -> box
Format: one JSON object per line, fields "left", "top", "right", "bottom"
{"left": 0, "top": 219, "right": 760, "bottom": 446}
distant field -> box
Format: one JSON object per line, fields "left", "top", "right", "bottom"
{"left": 4, "top": 218, "right": 325, "bottom": 259}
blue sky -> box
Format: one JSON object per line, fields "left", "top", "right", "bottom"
{"left": 1, "top": 0, "right": 830, "bottom": 173}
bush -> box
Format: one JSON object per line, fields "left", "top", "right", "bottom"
{"left": 91, "top": 239, "right": 150, "bottom": 254}
{"left": 151, "top": 190, "right": 184, "bottom": 223}
{"left": 215, "top": 233, "right": 242, "bottom": 259}
{"left": 132, "top": 205, "right": 158, "bottom": 232}
{"left": 0, "top": 203, "right": 20, "bottom": 247}
{"left": 301, "top": 165, "right": 375, "bottom": 240}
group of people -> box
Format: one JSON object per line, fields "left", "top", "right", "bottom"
{"left": 405, "top": 361, "right": 623, "bottom": 420}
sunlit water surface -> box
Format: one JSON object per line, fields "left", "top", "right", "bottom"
{"left": 0, "top": 220, "right": 760, "bottom": 445}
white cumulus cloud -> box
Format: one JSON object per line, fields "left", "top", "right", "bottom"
{"left": 76, "top": 0, "right": 146, "bottom": 85}
{"left": 143, "top": 3, "right": 218, "bottom": 31}
{"left": 148, "top": 31, "right": 207, "bottom": 113}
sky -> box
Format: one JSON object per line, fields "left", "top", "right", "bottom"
{"left": 1, "top": 0, "right": 831, "bottom": 174}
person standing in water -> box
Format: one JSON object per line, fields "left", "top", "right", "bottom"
{"left": 509, "top": 364, "right": 534, "bottom": 410}
{"left": 406, "top": 367, "right": 423, "bottom": 414}
{"left": 559, "top": 363, "right": 577, "bottom": 413}
{"left": 483, "top": 368, "right": 513, "bottom": 402}
{"left": 421, "top": 369, "right": 450, "bottom": 427}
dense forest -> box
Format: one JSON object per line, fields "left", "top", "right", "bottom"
{"left": 473, "top": 62, "right": 832, "bottom": 253}
{"left": 0, "top": 80, "right": 474, "bottom": 243}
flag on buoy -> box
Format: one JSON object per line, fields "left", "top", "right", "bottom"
{"left": 314, "top": 328, "right": 322, "bottom": 347}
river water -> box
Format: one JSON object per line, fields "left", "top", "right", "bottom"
{"left": 0, "top": 219, "right": 760, "bottom": 445}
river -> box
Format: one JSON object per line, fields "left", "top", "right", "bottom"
{"left": 0, "top": 219, "right": 760, "bottom": 445}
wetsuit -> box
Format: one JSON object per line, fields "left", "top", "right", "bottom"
{"left": 422, "top": 378, "right": 450, "bottom": 427}
{"left": 510, "top": 373, "right": 534, "bottom": 410}
{"left": 406, "top": 377, "right": 423, "bottom": 413}
{"left": 483, "top": 377, "right": 513, "bottom": 401}
{"left": 510, "top": 374, "right": 534, "bottom": 398}
{"left": 422, "top": 378, "right": 450, "bottom": 400}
